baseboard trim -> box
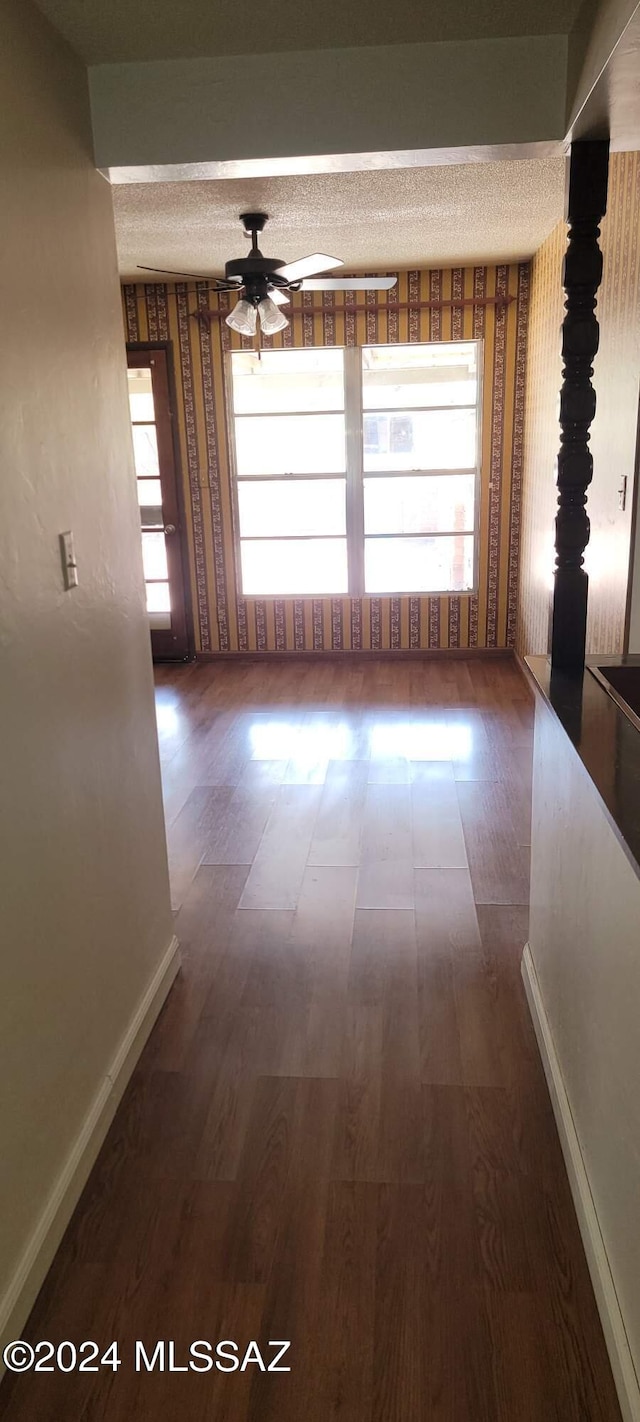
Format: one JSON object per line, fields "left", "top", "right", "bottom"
{"left": 521, "top": 943, "right": 640, "bottom": 1422}
{"left": 195, "top": 648, "right": 515, "bottom": 663}
{"left": 0, "top": 934, "right": 180, "bottom": 1357}
{"left": 513, "top": 649, "right": 542, "bottom": 697}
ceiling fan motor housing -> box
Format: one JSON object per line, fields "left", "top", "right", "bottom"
{"left": 226, "top": 211, "right": 295, "bottom": 301}
{"left": 224, "top": 254, "right": 288, "bottom": 303}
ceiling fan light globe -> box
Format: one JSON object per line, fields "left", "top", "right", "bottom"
{"left": 225, "top": 298, "right": 257, "bottom": 336}
{"left": 258, "top": 296, "right": 289, "bottom": 334}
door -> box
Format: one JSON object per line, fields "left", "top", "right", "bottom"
{"left": 126, "top": 345, "right": 192, "bottom": 660}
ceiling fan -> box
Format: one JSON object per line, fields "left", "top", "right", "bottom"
{"left": 137, "top": 211, "right": 397, "bottom": 336}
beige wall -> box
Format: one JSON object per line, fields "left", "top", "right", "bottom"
{"left": 517, "top": 151, "right": 640, "bottom": 657}
{"left": 0, "top": 0, "right": 175, "bottom": 1347}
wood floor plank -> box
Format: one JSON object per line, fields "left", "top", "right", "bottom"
{"left": 310, "top": 1181, "right": 378, "bottom": 1421}
{"left": 221, "top": 1076, "right": 298, "bottom": 1284}
{"left": 239, "top": 785, "right": 322, "bottom": 909}
{"left": 307, "top": 759, "right": 368, "bottom": 868}
{"left": 246, "top": 1078, "right": 339, "bottom": 1422}
{"left": 372, "top": 1185, "right": 431, "bottom": 1422}
{"left": 367, "top": 755, "right": 410, "bottom": 783}
{"left": 414, "top": 867, "right": 476, "bottom": 1085}
{"left": 356, "top": 857, "right": 415, "bottom": 909}
{"left": 356, "top": 783, "right": 413, "bottom": 909}
{"left": 417, "top": 1285, "right": 497, "bottom": 1422}
{"left": 486, "top": 1290, "right": 577, "bottom": 1422}
{"left": 518, "top": 1174, "right": 623, "bottom": 1421}
{"left": 166, "top": 784, "right": 234, "bottom": 909}
{"left": 236, "top": 756, "right": 289, "bottom": 789}
{"left": 192, "top": 910, "right": 295, "bottom": 1179}
{"left": 282, "top": 733, "right": 330, "bottom": 784}
{"left": 145, "top": 864, "right": 250, "bottom": 1073}
{"left": 159, "top": 708, "right": 238, "bottom": 824}
{"left": 409, "top": 758, "right": 456, "bottom": 782}
{"left": 474, "top": 904, "right": 539, "bottom": 1081}
{"left": 278, "top": 865, "right": 357, "bottom": 1077}
{"left": 359, "top": 782, "right": 413, "bottom": 861}
{"left": 335, "top": 910, "right": 422, "bottom": 1183}
{"left": 411, "top": 778, "right": 469, "bottom": 868}
{"left": 333, "top": 1021, "right": 383, "bottom": 1184}
{"left": 431, "top": 708, "right": 498, "bottom": 782}
{"left": 422, "top": 1083, "right": 479, "bottom": 1287}
{"left": 467, "top": 1110, "right": 534, "bottom": 1291}
{"left": 376, "top": 913, "right": 423, "bottom": 1184}
{"left": 201, "top": 783, "right": 280, "bottom": 865}
{"left": 456, "top": 779, "right": 530, "bottom": 905}
{"left": 197, "top": 710, "right": 256, "bottom": 786}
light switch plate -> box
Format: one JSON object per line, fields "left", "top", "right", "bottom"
{"left": 60, "top": 530, "right": 78, "bottom": 589}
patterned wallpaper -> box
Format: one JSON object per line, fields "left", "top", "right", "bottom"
{"left": 122, "top": 264, "right": 529, "bottom": 654}
{"left": 515, "top": 225, "right": 564, "bottom": 657}
{"left": 517, "top": 151, "right": 640, "bottom": 658}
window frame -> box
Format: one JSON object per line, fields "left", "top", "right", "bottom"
{"left": 226, "top": 340, "right": 482, "bottom": 600}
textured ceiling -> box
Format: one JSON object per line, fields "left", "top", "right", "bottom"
{"left": 114, "top": 159, "right": 565, "bottom": 280}
{"left": 37, "top": 0, "right": 584, "bottom": 63}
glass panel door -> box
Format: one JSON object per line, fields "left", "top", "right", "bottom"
{"left": 126, "top": 348, "right": 191, "bottom": 660}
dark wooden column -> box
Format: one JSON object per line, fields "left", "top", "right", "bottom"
{"left": 550, "top": 139, "right": 609, "bottom": 671}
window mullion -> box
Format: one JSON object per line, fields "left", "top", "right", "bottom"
{"left": 344, "top": 347, "right": 364, "bottom": 598}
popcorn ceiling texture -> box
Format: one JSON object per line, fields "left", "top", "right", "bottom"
{"left": 114, "top": 161, "right": 564, "bottom": 280}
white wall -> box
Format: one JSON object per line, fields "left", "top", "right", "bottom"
{"left": 0, "top": 0, "right": 176, "bottom": 1349}
{"left": 628, "top": 489, "right": 640, "bottom": 651}
{"left": 89, "top": 36, "right": 567, "bottom": 175}
{"left": 567, "top": 0, "right": 640, "bottom": 129}
{"left": 527, "top": 696, "right": 640, "bottom": 1417}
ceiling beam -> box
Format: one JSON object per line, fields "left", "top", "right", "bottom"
{"left": 89, "top": 36, "right": 568, "bottom": 180}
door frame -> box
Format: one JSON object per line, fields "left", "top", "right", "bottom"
{"left": 127, "top": 341, "right": 195, "bottom": 662}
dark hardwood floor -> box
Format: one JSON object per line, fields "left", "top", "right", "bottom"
{"left": 0, "top": 656, "right": 621, "bottom": 1421}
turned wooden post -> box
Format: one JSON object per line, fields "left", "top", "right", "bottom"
{"left": 550, "top": 139, "right": 609, "bottom": 671}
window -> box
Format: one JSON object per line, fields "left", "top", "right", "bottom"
{"left": 361, "top": 343, "right": 479, "bottom": 595}
{"left": 229, "top": 341, "right": 480, "bottom": 596}
{"left": 231, "top": 348, "right": 347, "bottom": 596}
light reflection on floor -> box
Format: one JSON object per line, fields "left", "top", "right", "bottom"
{"left": 248, "top": 716, "right": 474, "bottom": 763}
{"left": 154, "top": 701, "right": 183, "bottom": 737}
{"left": 367, "top": 721, "right": 472, "bottom": 762}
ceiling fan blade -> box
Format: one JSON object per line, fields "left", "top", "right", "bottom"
{"left": 275, "top": 253, "right": 344, "bottom": 282}
{"left": 136, "top": 264, "right": 241, "bottom": 287}
{"left": 300, "top": 276, "right": 398, "bottom": 291}
{"left": 269, "top": 287, "right": 290, "bottom": 306}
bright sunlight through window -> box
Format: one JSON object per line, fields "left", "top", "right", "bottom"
{"left": 229, "top": 342, "right": 480, "bottom": 597}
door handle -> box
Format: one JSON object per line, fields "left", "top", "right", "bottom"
{"left": 164, "top": 523, "right": 176, "bottom": 535}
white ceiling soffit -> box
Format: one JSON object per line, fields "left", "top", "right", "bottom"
{"left": 36, "top": 0, "right": 584, "bottom": 64}
{"left": 114, "top": 157, "right": 565, "bottom": 280}
{"left": 106, "top": 143, "right": 564, "bottom": 188}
